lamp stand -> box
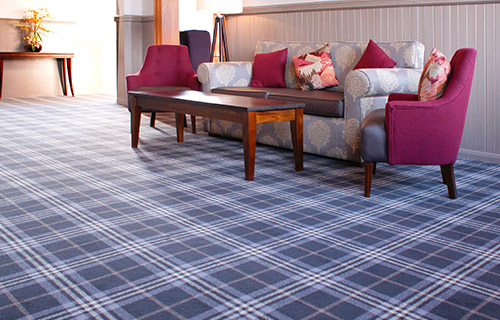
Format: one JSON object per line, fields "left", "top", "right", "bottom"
{"left": 210, "top": 14, "right": 229, "bottom": 62}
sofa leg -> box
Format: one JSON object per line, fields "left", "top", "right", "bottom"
{"left": 150, "top": 112, "right": 156, "bottom": 127}
{"left": 364, "top": 162, "right": 375, "bottom": 197}
{"left": 440, "top": 164, "right": 457, "bottom": 199}
{"left": 190, "top": 115, "right": 196, "bottom": 133}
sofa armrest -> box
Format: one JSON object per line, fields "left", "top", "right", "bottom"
{"left": 345, "top": 68, "right": 422, "bottom": 100}
{"left": 197, "top": 62, "right": 253, "bottom": 92}
{"left": 342, "top": 68, "right": 422, "bottom": 162}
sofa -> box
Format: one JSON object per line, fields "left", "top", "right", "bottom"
{"left": 197, "top": 40, "right": 425, "bottom": 163}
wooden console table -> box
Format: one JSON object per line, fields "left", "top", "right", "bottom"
{"left": 0, "top": 52, "right": 74, "bottom": 99}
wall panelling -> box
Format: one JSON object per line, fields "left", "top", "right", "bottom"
{"left": 225, "top": 1, "right": 500, "bottom": 163}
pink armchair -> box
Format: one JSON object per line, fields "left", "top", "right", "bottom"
{"left": 126, "top": 45, "right": 200, "bottom": 131}
{"left": 361, "top": 48, "right": 477, "bottom": 198}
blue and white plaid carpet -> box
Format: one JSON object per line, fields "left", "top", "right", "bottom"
{"left": 1, "top": 95, "right": 499, "bottom": 319}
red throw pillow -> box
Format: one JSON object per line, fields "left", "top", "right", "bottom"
{"left": 249, "top": 48, "right": 288, "bottom": 88}
{"left": 353, "top": 40, "right": 396, "bottom": 69}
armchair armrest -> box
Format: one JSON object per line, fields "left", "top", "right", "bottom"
{"left": 126, "top": 72, "right": 200, "bottom": 91}
{"left": 186, "top": 74, "right": 201, "bottom": 91}
{"left": 388, "top": 93, "right": 418, "bottom": 102}
{"left": 125, "top": 72, "right": 143, "bottom": 92}
{"left": 385, "top": 95, "right": 465, "bottom": 166}
{"left": 197, "top": 62, "right": 253, "bottom": 92}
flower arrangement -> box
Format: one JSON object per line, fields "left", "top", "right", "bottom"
{"left": 18, "top": 8, "right": 52, "bottom": 52}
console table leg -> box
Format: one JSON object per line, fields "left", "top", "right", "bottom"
{"left": 130, "top": 95, "right": 141, "bottom": 148}
{"left": 56, "top": 58, "right": 68, "bottom": 95}
{"left": 0, "top": 58, "right": 3, "bottom": 99}
{"left": 290, "top": 108, "right": 304, "bottom": 171}
{"left": 175, "top": 113, "right": 185, "bottom": 143}
{"left": 67, "top": 58, "right": 74, "bottom": 96}
{"left": 242, "top": 112, "right": 257, "bottom": 181}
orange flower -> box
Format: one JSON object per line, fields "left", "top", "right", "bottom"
{"left": 18, "top": 8, "right": 52, "bottom": 49}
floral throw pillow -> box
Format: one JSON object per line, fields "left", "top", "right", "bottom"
{"left": 418, "top": 48, "right": 451, "bottom": 101}
{"left": 292, "top": 45, "right": 339, "bottom": 91}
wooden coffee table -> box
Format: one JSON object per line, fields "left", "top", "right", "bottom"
{"left": 128, "top": 90, "right": 304, "bottom": 181}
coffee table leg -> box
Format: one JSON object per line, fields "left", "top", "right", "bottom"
{"left": 242, "top": 112, "right": 257, "bottom": 181}
{"left": 130, "top": 95, "right": 141, "bottom": 148}
{"left": 175, "top": 113, "right": 185, "bottom": 143}
{"left": 290, "top": 108, "right": 304, "bottom": 171}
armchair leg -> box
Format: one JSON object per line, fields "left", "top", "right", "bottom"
{"left": 150, "top": 112, "right": 156, "bottom": 127}
{"left": 440, "top": 164, "right": 457, "bottom": 199}
{"left": 364, "top": 162, "right": 375, "bottom": 197}
{"left": 440, "top": 166, "right": 447, "bottom": 184}
{"left": 190, "top": 115, "right": 196, "bottom": 133}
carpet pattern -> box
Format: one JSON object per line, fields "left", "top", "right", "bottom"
{"left": 0, "top": 95, "right": 499, "bottom": 319}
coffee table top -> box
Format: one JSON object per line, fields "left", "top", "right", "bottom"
{"left": 128, "top": 89, "right": 304, "bottom": 112}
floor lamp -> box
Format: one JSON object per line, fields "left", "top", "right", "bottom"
{"left": 197, "top": 0, "right": 243, "bottom": 62}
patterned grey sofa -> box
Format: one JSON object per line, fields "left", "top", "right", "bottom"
{"left": 197, "top": 40, "right": 425, "bottom": 163}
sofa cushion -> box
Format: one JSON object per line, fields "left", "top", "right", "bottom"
{"left": 211, "top": 87, "right": 270, "bottom": 99}
{"left": 211, "top": 87, "right": 344, "bottom": 117}
{"left": 418, "top": 48, "right": 451, "bottom": 101}
{"left": 268, "top": 89, "right": 344, "bottom": 117}
{"left": 249, "top": 48, "right": 288, "bottom": 88}
{"left": 292, "top": 44, "right": 340, "bottom": 91}
{"left": 361, "top": 108, "right": 388, "bottom": 162}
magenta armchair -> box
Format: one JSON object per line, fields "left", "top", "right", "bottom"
{"left": 126, "top": 45, "right": 200, "bottom": 130}
{"left": 361, "top": 48, "right": 477, "bottom": 198}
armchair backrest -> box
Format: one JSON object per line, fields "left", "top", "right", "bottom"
{"left": 126, "top": 45, "right": 199, "bottom": 91}
{"left": 180, "top": 30, "right": 211, "bottom": 72}
{"left": 385, "top": 48, "right": 477, "bottom": 166}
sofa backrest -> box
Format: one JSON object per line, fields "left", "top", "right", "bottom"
{"left": 255, "top": 40, "right": 425, "bottom": 89}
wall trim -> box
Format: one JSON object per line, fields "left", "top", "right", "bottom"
{"left": 114, "top": 15, "right": 154, "bottom": 23}
{"left": 239, "top": 0, "right": 500, "bottom": 15}
{"left": 459, "top": 149, "right": 500, "bottom": 164}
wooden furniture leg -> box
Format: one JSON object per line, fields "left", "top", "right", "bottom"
{"left": 130, "top": 96, "right": 141, "bottom": 148}
{"left": 57, "top": 58, "right": 68, "bottom": 96}
{"left": 364, "top": 162, "right": 375, "bottom": 197}
{"left": 150, "top": 112, "right": 156, "bottom": 127}
{"left": 0, "top": 58, "right": 3, "bottom": 99}
{"left": 190, "top": 115, "right": 197, "bottom": 133}
{"left": 440, "top": 164, "right": 457, "bottom": 199}
{"left": 66, "top": 58, "right": 74, "bottom": 96}
{"left": 242, "top": 112, "right": 257, "bottom": 181}
{"left": 175, "top": 113, "right": 185, "bottom": 143}
{"left": 290, "top": 108, "right": 303, "bottom": 171}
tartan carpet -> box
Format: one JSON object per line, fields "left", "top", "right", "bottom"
{"left": 0, "top": 95, "right": 499, "bottom": 320}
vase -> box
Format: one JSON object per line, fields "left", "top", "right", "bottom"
{"left": 26, "top": 43, "right": 42, "bottom": 52}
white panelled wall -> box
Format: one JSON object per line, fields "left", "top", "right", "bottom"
{"left": 226, "top": 1, "right": 500, "bottom": 163}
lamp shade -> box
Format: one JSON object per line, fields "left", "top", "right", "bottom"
{"left": 197, "top": 0, "right": 243, "bottom": 14}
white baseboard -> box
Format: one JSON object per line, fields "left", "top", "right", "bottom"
{"left": 459, "top": 149, "right": 500, "bottom": 164}
{"left": 117, "top": 97, "right": 127, "bottom": 106}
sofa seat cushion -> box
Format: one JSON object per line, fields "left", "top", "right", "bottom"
{"left": 211, "top": 87, "right": 344, "bottom": 117}
{"left": 268, "top": 89, "right": 344, "bottom": 117}
{"left": 211, "top": 87, "right": 271, "bottom": 99}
